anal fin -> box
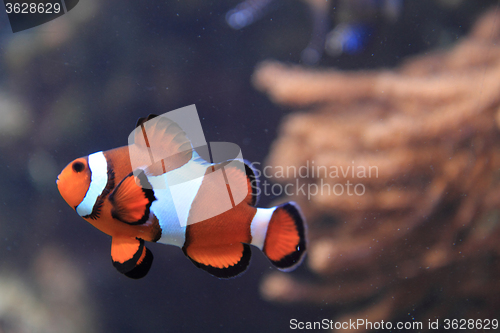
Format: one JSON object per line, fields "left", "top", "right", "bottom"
{"left": 183, "top": 243, "right": 251, "bottom": 279}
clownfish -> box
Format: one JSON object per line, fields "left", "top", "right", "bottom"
{"left": 56, "top": 113, "right": 306, "bottom": 279}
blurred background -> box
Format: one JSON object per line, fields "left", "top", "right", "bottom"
{"left": 0, "top": 0, "right": 499, "bottom": 332}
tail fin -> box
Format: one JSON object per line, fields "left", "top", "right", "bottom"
{"left": 263, "top": 202, "right": 306, "bottom": 271}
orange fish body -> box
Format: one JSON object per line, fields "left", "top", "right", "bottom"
{"left": 57, "top": 114, "right": 306, "bottom": 279}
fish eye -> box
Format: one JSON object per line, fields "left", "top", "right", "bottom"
{"left": 72, "top": 161, "right": 85, "bottom": 173}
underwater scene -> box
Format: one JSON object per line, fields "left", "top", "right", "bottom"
{"left": 1, "top": 0, "right": 500, "bottom": 332}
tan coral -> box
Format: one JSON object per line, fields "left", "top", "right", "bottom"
{"left": 254, "top": 8, "right": 500, "bottom": 332}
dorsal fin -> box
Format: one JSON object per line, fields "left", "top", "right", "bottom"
{"left": 129, "top": 114, "right": 193, "bottom": 177}
{"left": 135, "top": 114, "right": 158, "bottom": 129}
{"left": 244, "top": 161, "right": 259, "bottom": 206}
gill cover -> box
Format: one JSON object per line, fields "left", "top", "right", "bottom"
{"left": 56, "top": 156, "right": 91, "bottom": 209}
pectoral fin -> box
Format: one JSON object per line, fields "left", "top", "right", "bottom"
{"left": 111, "top": 237, "right": 154, "bottom": 279}
{"left": 109, "top": 171, "right": 156, "bottom": 225}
